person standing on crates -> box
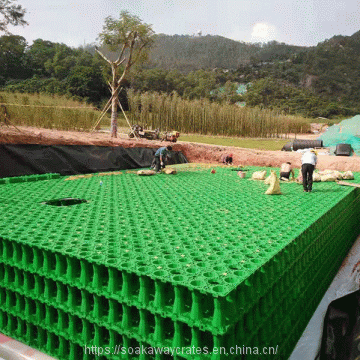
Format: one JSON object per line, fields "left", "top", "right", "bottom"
{"left": 301, "top": 149, "right": 317, "bottom": 192}
{"left": 153, "top": 145, "right": 172, "bottom": 173}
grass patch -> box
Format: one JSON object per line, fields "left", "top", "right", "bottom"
{"left": 179, "top": 134, "right": 289, "bottom": 150}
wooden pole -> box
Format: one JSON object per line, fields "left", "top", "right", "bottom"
{"left": 90, "top": 100, "right": 112, "bottom": 133}
{"left": 0, "top": 105, "right": 22, "bottom": 132}
{"left": 118, "top": 97, "right": 138, "bottom": 138}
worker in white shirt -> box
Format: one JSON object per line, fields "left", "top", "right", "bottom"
{"left": 280, "top": 162, "right": 295, "bottom": 181}
{"left": 301, "top": 149, "right": 317, "bottom": 192}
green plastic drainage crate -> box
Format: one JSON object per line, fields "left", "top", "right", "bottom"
{"left": 0, "top": 167, "right": 359, "bottom": 359}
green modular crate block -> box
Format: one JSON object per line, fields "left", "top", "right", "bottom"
{"left": 0, "top": 167, "right": 359, "bottom": 360}
{"left": 0, "top": 173, "right": 61, "bottom": 184}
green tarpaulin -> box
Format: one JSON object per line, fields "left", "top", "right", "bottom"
{"left": 318, "top": 115, "right": 360, "bottom": 155}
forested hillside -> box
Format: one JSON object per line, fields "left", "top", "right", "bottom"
{"left": 0, "top": 37, "right": 108, "bottom": 105}
{"left": 145, "top": 34, "right": 306, "bottom": 71}
{"left": 0, "top": 32, "right": 359, "bottom": 119}
{"left": 241, "top": 31, "right": 360, "bottom": 117}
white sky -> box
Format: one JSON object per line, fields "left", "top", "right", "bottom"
{"left": 6, "top": 0, "right": 360, "bottom": 47}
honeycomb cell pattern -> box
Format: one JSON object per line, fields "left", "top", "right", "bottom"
{"left": 0, "top": 166, "right": 359, "bottom": 360}
{"left": 0, "top": 167, "right": 353, "bottom": 295}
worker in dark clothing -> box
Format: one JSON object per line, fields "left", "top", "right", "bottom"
{"left": 301, "top": 150, "right": 317, "bottom": 192}
{"left": 221, "top": 153, "right": 233, "bottom": 165}
{"left": 153, "top": 145, "right": 172, "bottom": 173}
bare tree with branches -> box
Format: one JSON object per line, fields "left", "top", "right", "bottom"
{"left": 96, "top": 11, "right": 154, "bottom": 137}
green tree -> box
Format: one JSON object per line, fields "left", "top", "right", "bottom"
{"left": 131, "top": 68, "right": 170, "bottom": 93}
{"left": 244, "top": 77, "right": 278, "bottom": 107}
{"left": 44, "top": 43, "right": 77, "bottom": 79}
{"left": 26, "top": 39, "right": 57, "bottom": 76}
{"left": 66, "top": 65, "right": 107, "bottom": 104}
{"left": 0, "top": 0, "right": 27, "bottom": 34}
{"left": 96, "top": 11, "right": 154, "bottom": 137}
{"left": 0, "top": 34, "right": 29, "bottom": 82}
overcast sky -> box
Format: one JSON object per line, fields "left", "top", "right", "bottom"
{"left": 7, "top": 0, "right": 359, "bottom": 48}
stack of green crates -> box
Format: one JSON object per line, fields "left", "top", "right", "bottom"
{"left": 0, "top": 167, "right": 359, "bottom": 359}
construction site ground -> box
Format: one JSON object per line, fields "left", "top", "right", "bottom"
{"left": 1, "top": 123, "right": 360, "bottom": 360}
{"left": 1, "top": 125, "right": 359, "bottom": 172}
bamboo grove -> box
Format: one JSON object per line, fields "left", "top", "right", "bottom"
{"left": 128, "top": 91, "right": 311, "bottom": 137}
{"left": 0, "top": 92, "right": 101, "bottom": 131}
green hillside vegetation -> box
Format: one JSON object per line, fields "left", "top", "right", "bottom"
{"left": 0, "top": 37, "right": 108, "bottom": 105}
{"left": 146, "top": 34, "right": 306, "bottom": 71}
{"left": 240, "top": 33, "right": 360, "bottom": 118}
{"left": 0, "top": 31, "right": 359, "bottom": 129}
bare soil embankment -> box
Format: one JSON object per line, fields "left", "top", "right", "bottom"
{"left": 1, "top": 125, "right": 359, "bottom": 172}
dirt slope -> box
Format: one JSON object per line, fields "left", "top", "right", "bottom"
{"left": 1, "top": 125, "right": 360, "bottom": 172}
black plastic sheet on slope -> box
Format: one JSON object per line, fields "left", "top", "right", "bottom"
{"left": 0, "top": 144, "right": 188, "bottom": 178}
{"left": 319, "top": 290, "right": 360, "bottom": 360}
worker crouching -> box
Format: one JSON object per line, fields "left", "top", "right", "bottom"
{"left": 280, "top": 162, "right": 295, "bottom": 181}
{"left": 221, "top": 153, "right": 233, "bottom": 165}
{"left": 153, "top": 145, "right": 172, "bottom": 173}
